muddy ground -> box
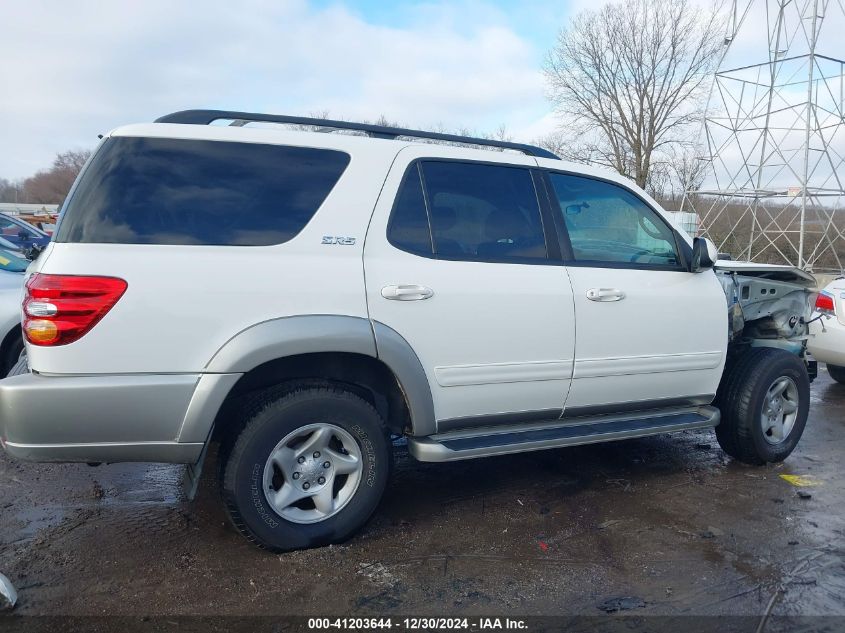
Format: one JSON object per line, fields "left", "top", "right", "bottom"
{"left": 1, "top": 371, "right": 844, "bottom": 621}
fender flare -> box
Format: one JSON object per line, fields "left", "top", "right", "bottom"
{"left": 178, "top": 315, "right": 436, "bottom": 442}
{"left": 372, "top": 320, "right": 436, "bottom": 436}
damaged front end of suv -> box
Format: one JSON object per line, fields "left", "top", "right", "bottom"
{"left": 715, "top": 261, "right": 818, "bottom": 378}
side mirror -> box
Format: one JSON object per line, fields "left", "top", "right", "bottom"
{"left": 691, "top": 237, "right": 718, "bottom": 273}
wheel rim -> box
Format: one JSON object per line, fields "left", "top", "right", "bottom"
{"left": 262, "top": 423, "right": 363, "bottom": 524}
{"left": 760, "top": 375, "right": 800, "bottom": 445}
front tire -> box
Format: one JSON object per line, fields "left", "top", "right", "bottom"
{"left": 715, "top": 348, "right": 810, "bottom": 465}
{"left": 221, "top": 385, "right": 391, "bottom": 551}
{"left": 827, "top": 364, "right": 845, "bottom": 384}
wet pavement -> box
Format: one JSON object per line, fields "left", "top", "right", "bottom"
{"left": 0, "top": 372, "right": 844, "bottom": 619}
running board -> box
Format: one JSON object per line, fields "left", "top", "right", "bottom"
{"left": 407, "top": 406, "right": 720, "bottom": 462}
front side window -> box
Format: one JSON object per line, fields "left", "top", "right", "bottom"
{"left": 548, "top": 173, "right": 681, "bottom": 267}
{"left": 56, "top": 137, "right": 350, "bottom": 246}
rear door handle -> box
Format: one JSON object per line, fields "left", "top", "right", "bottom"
{"left": 381, "top": 284, "right": 434, "bottom": 301}
{"left": 586, "top": 288, "right": 625, "bottom": 302}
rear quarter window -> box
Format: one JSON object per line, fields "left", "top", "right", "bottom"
{"left": 56, "top": 137, "right": 350, "bottom": 246}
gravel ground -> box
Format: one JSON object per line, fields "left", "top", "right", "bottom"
{"left": 1, "top": 371, "right": 844, "bottom": 622}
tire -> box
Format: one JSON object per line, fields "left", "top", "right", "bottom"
{"left": 826, "top": 364, "right": 845, "bottom": 384}
{"left": 6, "top": 354, "right": 28, "bottom": 378}
{"left": 715, "top": 347, "right": 810, "bottom": 465}
{"left": 0, "top": 336, "right": 24, "bottom": 378}
{"left": 221, "top": 385, "right": 392, "bottom": 551}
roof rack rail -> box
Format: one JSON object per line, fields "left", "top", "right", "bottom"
{"left": 154, "top": 109, "right": 560, "bottom": 160}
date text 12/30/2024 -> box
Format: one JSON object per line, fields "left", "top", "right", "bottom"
{"left": 308, "top": 618, "right": 528, "bottom": 630}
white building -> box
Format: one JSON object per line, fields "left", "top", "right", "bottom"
{"left": 665, "top": 211, "right": 700, "bottom": 238}
{"left": 0, "top": 203, "right": 60, "bottom": 216}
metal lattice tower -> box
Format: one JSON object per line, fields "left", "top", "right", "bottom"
{"left": 684, "top": 0, "right": 845, "bottom": 271}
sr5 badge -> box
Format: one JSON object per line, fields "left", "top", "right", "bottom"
{"left": 322, "top": 236, "right": 357, "bottom": 245}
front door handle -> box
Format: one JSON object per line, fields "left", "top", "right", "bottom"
{"left": 382, "top": 284, "right": 434, "bottom": 301}
{"left": 586, "top": 288, "right": 626, "bottom": 302}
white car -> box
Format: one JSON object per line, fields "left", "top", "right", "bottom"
{"left": 0, "top": 109, "right": 818, "bottom": 552}
{"left": 808, "top": 277, "right": 845, "bottom": 383}
{"left": 0, "top": 250, "right": 26, "bottom": 377}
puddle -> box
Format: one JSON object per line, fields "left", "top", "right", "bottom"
{"left": 99, "top": 464, "right": 186, "bottom": 506}
{"left": 6, "top": 505, "right": 68, "bottom": 544}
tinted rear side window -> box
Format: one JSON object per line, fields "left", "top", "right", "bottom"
{"left": 386, "top": 165, "right": 433, "bottom": 256}
{"left": 56, "top": 137, "right": 350, "bottom": 246}
{"left": 421, "top": 161, "right": 547, "bottom": 261}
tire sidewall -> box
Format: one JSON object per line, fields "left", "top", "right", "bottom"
{"left": 747, "top": 357, "right": 809, "bottom": 462}
{"left": 5, "top": 351, "right": 27, "bottom": 378}
{"left": 1, "top": 337, "right": 24, "bottom": 378}
{"left": 223, "top": 390, "right": 389, "bottom": 551}
{"left": 826, "top": 364, "right": 845, "bottom": 384}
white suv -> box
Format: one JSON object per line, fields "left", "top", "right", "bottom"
{"left": 0, "top": 110, "right": 817, "bottom": 551}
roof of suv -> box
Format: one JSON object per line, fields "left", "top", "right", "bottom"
{"left": 109, "top": 119, "right": 601, "bottom": 176}
{"left": 108, "top": 109, "right": 562, "bottom": 170}
{"left": 111, "top": 121, "right": 435, "bottom": 158}
{"left": 154, "top": 109, "right": 560, "bottom": 159}
{"left": 106, "top": 110, "right": 671, "bottom": 225}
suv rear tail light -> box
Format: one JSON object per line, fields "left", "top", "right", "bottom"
{"left": 815, "top": 291, "right": 836, "bottom": 314}
{"left": 23, "top": 274, "right": 128, "bottom": 346}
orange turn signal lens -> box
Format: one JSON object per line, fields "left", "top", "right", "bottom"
{"left": 24, "top": 319, "right": 59, "bottom": 344}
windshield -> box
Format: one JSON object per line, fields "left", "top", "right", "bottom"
{"left": 0, "top": 236, "right": 21, "bottom": 252}
{"left": 0, "top": 213, "right": 49, "bottom": 238}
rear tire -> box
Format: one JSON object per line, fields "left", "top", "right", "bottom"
{"left": 827, "top": 363, "right": 845, "bottom": 384}
{"left": 6, "top": 355, "right": 28, "bottom": 377}
{"left": 0, "top": 336, "right": 23, "bottom": 378}
{"left": 221, "top": 385, "right": 391, "bottom": 552}
{"left": 715, "top": 348, "right": 809, "bottom": 465}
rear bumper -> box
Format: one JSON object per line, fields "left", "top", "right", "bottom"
{"left": 808, "top": 318, "right": 845, "bottom": 367}
{"left": 1, "top": 439, "right": 204, "bottom": 463}
{"left": 0, "top": 370, "right": 211, "bottom": 463}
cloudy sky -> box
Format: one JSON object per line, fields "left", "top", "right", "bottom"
{"left": 0, "top": 0, "right": 582, "bottom": 179}
{"left": 1, "top": 0, "right": 842, "bottom": 181}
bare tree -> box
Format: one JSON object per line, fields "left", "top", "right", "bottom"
{"left": 543, "top": 0, "right": 724, "bottom": 190}
{"left": 484, "top": 124, "right": 512, "bottom": 142}
{"left": 1, "top": 149, "right": 92, "bottom": 205}
{"left": 0, "top": 178, "right": 19, "bottom": 203}
{"left": 52, "top": 150, "right": 90, "bottom": 174}
{"left": 666, "top": 145, "right": 708, "bottom": 203}
{"left": 23, "top": 149, "right": 92, "bottom": 204}
{"left": 533, "top": 131, "right": 569, "bottom": 160}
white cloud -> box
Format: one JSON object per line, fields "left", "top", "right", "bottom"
{"left": 0, "top": 0, "right": 553, "bottom": 179}
{"left": 510, "top": 111, "right": 560, "bottom": 143}
{"left": 5, "top": 0, "right": 836, "bottom": 181}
